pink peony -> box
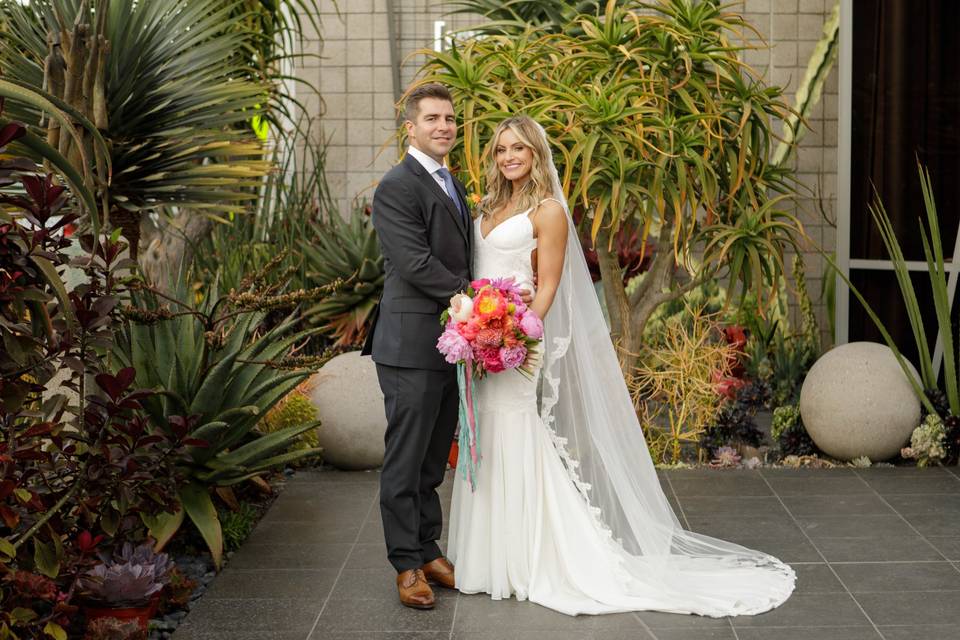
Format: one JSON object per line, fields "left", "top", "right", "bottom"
{"left": 500, "top": 345, "right": 527, "bottom": 369}
{"left": 436, "top": 327, "right": 472, "bottom": 364}
{"left": 519, "top": 311, "right": 544, "bottom": 340}
{"left": 477, "top": 347, "right": 505, "bottom": 373}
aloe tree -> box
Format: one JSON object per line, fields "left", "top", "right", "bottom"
{"left": 416, "top": 0, "right": 804, "bottom": 372}
{"left": 449, "top": 0, "right": 606, "bottom": 34}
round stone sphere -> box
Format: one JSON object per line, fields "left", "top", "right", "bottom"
{"left": 799, "top": 341, "right": 920, "bottom": 461}
{"left": 308, "top": 350, "right": 386, "bottom": 470}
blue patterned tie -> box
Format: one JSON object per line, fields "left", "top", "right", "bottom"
{"left": 436, "top": 167, "right": 467, "bottom": 226}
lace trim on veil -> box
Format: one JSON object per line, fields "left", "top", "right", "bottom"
{"left": 538, "top": 293, "right": 635, "bottom": 585}
{"left": 526, "top": 121, "right": 794, "bottom": 614}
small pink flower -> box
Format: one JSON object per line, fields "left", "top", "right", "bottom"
{"left": 470, "top": 278, "right": 491, "bottom": 290}
{"left": 519, "top": 311, "right": 544, "bottom": 340}
{"left": 77, "top": 530, "right": 105, "bottom": 553}
{"left": 500, "top": 345, "right": 527, "bottom": 369}
{"left": 477, "top": 347, "right": 506, "bottom": 373}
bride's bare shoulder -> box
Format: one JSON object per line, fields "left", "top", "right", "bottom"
{"left": 532, "top": 198, "right": 567, "bottom": 234}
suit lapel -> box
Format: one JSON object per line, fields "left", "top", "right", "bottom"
{"left": 402, "top": 154, "right": 469, "bottom": 245}
{"left": 452, "top": 175, "right": 473, "bottom": 253}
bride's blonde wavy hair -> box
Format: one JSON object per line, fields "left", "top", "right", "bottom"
{"left": 477, "top": 115, "right": 555, "bottom": 220}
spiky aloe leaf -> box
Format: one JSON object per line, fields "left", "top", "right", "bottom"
{"left": 773, "top": 1, "right": 840, "bottom": 166}
{"left": 301, "top": 205, "right": 384, "bottom": 347}
{"left": 179, "top": 482, "right": 223, "bottom": 569}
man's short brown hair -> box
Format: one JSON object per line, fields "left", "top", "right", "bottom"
{"left": 404, "top": 83, "right": 454, "bottom": 122}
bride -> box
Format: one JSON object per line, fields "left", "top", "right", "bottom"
{"left": 447, "top": 115, "right": 796, "bottom": 617}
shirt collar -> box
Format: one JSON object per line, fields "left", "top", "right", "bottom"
{"left": 407, "top": 144, "right": 446, "bottom": 176}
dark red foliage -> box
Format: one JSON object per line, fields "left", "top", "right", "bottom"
{"left": 571, "top": 207, "right": 654, "bottom": 284}
{"left": 10, "top": 570, "right": 58, "bottom": 600}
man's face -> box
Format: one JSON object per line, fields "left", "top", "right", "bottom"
{"left": 405, "top": 97, "right": 457, "bottom": 163}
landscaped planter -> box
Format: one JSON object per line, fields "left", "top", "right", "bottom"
{"left": 84, "top": 595, "right": 160, "bottom": 632}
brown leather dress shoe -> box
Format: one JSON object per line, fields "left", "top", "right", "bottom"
{"left": 396, "top": 568, "right": 435, "bottom": 609}
{"left": 422, "top": 557, "right": 456, "bottom": 590}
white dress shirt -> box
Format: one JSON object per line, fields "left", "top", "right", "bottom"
{"left": 406, "top": 145, "right": 452, "bottom": 198}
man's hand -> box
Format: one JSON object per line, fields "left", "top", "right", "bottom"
{"left": 519, "top": 248, "right": 538, "bottom": 305}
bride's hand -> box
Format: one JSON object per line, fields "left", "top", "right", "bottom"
{"left": 519, "top": 288, "right": 534, "bottom": 305}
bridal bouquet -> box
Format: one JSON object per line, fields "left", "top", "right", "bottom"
{"left": 436, "top": 277, "right": 544, "bottom": 491}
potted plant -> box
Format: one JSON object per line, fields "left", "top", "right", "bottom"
{"left": 80, "top": 541, "right": 175, "bottom": 633}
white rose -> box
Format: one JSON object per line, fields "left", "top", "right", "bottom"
{"left": 449, "top": 294, "right": 473, "bottom": 323}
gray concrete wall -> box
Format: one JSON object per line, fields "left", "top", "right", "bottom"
{"left": 295, "top": 0, "right": 839, "bottom": 342}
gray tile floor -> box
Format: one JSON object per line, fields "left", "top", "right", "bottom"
{"left": 172, "top": 466, "right": 960, "bottom": 640}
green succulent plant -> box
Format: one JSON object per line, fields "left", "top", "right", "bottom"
{"left": 112, "top": 270, "right": 325, "bottom": 568}
{"left": 301, "top": 204, "right": 384, "bottom": 348}
{"left": 260, "top": 381, "right": 321, "bottom": 453}
{"left": 219, "top": 502, "right": 260, "bottom": 553}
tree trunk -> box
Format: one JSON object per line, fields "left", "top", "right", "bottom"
{"left": 139, "top": 211, "right": 212, "bottom": 292}
{"left": 628, "top": 226, "right": 679, "bottom": 350}
{"left": 596, "top": 221, "right": 682, "bottom": 377}
{"left": 595, "top": 231, "right": 634, "bottom": 371}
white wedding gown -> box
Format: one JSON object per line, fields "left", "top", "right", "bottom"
{"left": 448, "top": 208, "right": 796, "bottom": 617}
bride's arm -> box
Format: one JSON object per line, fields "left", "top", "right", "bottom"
{"left": 529, "top": 200, "right": 568, "bottom": 319}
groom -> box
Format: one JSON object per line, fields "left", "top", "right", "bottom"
{"left": 361, "top": 83, "right": 472, "bottom": 609}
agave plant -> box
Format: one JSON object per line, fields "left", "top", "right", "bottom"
{"left": 301, "top": 204, "right": 384, "bottom": 348}
{"left": 415, "top": 0, "right": 804, "bottom": 373}
{"left": 112, "top": 269, "right": 331, "bottom": 567}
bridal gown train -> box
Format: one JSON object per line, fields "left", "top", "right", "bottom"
{"left": 448, "top": 207, "right": 796, "bottom": 617}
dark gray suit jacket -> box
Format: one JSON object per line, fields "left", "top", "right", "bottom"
{"left": 361, "top": 153, "right": 473, "bottom": 370}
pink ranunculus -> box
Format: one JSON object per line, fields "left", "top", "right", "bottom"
{"left": 477, "top": 347, "right": 506, "bottom": 373}
{"left": 500, "top": 345, "right": 527, "bottom": 369}
{"left": 470, "top": 278, "right": 491, "bottom": 290}
{"left": 460, "top": 319, "right": 481, "bottom": 341}
{"left": 519, "top": 311, "right": 544, "bottom": 340}
{"left": 436, "top": 327, "right": 472, "bottom": 364}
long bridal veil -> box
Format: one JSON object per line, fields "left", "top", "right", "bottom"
{"left": 533, "top": 122, "right": 795, "bottom": 616}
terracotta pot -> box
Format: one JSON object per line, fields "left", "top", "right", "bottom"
{"left": 84, "top": 595, "right": 160, "bottom": 632}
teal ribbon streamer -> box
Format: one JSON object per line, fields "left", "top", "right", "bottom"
{"left": 456, "top": 361, "right": 481, "bottom": 492}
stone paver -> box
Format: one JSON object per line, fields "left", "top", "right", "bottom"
{"left": 172, "top": 467, "right": 960, "bottom": 640}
